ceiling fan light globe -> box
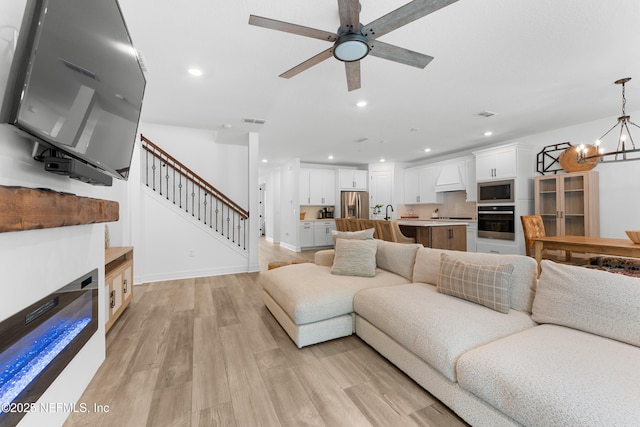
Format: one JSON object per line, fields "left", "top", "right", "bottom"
{"left": 333, "top": 33, "right": 369, "bottom": 62}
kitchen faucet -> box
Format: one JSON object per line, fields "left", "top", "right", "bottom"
{"left": 384, "top": 204, "right": 394, "bottom": 220}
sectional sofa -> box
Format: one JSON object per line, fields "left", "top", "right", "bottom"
{"left": 260, "top": 237, "right": 640, "bottom": 426}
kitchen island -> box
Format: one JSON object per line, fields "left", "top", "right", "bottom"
{"left": 398, "top": 219, "right": 470, "bottom": 251}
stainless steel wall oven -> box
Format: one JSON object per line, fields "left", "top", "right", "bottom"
{"left": 477, "top": 205, "right": 516, "bottom": 240}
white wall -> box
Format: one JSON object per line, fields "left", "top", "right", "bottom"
{"left": 279, "top": 159, "right": 300, "bottom": 251}
{"left": 139, "top": 123, "right": 249, "bottom": 208}
{"left": 0, "top": 127, "right": 114, "bottom": 427}
{"left": 137, "top": 187, "right": 249, "bottom": 282}
{"left": 261, "top": 168, "right": 281, "bottom": 243}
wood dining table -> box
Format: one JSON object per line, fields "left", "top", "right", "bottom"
{"left": 532, "top": 235, "right": 640, "bottom": 276}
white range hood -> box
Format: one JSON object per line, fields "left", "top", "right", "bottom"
{"left": 435, "top": 163, "right": 466, "bottom": 192}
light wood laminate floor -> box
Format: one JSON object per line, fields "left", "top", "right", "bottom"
{"left": 64, "top": 239, "right": 468, "bottom": 427}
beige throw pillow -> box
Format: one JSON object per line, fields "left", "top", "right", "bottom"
{"left": 331, "top": 228, "right": 375, "bottom": 245}
{"left": 533, "top": 260, "right": 640, "bottom": 347}
{"left": 437, "top": 253, "right": 514, "bottom": 314}
{"left": 331, "top": 238, "right": 377, "bottom": 277}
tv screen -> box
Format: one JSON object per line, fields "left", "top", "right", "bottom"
{"left": 1, "top": 0, "right": 145, "bottom": 181}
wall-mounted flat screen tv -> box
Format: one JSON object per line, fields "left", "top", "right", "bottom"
{"left": 0, "top": 0, "right": 146, "bottom": 182}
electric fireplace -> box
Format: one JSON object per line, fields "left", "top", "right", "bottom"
{"left": 0, "top": 269, "right": 98, "bottom": 427}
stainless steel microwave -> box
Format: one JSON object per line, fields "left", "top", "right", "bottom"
{"left": 477, "top": 179, "right": 515, "bottom": 204}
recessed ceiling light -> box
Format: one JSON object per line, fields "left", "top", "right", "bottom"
{"left": 380, "top": 158, "right": 386, "bottom": 163}
{"left": 188, "top": 68, "right": 203, "bottom": 77}
{"left": 484, "top": 131, "right": 493, "bottom": 136}
{"left": 356, "top": 100, "right": 367, "bottom": 108}
{"left": 424, "top": 148, "right": 431, "bottom": 153}
{"left": 261, "top": 159, "right": 268, "bottom": 163}
{"left": 328, "top": 155, "right": 334, "bottom": 160}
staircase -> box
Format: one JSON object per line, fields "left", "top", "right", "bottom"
{"left": 141, "top": 134, "right": 249, "bottom": 250}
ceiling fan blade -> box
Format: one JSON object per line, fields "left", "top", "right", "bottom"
{"left": 362, "top": 0, "right": 459, "bottom": 39}
{"left": 249, "top": 15, "right": 337, "bottom": 42}
{"left": 368, "top": 40, "right": 434, "bottom": 68}
{"left": 345, "top": 61, "right": 361, "bottom": 92}
{"left": 337, "top": 0, "right": 361, "bottom": 32}
{"left": 279, "top": 47, "right": 334, "bottom": 79}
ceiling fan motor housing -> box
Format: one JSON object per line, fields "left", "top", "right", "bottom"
{"left": 333, "top": 31, "right": 370, "bottom": 62}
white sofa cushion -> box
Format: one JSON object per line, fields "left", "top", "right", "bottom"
{"left": 438, "top": 253, "right": 513, "bottom": 314}
{"left": 331, "top": 238, "right": 377, "bottom": 277}
{"left": 533, "top": 260, "right": 640, "bottom": 347}
{"left": 331, "top": 228, "right": 375, "bottom": 244}
{"left": 412, "top": 247, "right": 537, "bottom": 313}
{"left": 457, "top": 324, "right": 640, "bottom": 426}
{"left": 375, "top": 240, "right": 422, "bottom": 281}
{"left": 261, "top": 263, "right": 410, "bottom": 325}
{"left": 353, "top": 283, "right": 536, "bottom": 382}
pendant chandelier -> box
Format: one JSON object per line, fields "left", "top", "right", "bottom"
{"left": 577, "top": 77, "right": 640, "bottom": 163}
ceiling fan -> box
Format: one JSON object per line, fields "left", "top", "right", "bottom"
{"left": 248, "top": 0, "right": 459, "bottom": 91}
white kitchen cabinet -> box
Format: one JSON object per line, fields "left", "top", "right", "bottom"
{"left": 476, "top": 240, "right": 521, "bottom": 255}
{"left": 403, "top": 166, "right": 443, "bottom": 204}
{"left": 370, "top": 170, "right": 392, "bottom": 215}
{"left": 301, "top": 168, "right": 335, "bottom": 205}
{"left": 463, "top": 159, "right": 477, "bottom": 202}
{"left": 310, "top": 169, "right": 335, "bottom": 205}
{"left": 466, "top": 222, "right": 477, "bottom": 252}
{"left": 300, "top": 169, "right": 311, "bottom": 205}
{"left": 339, "top": 169, "right": 368, "bottom": 191}
{"left": 475, "top": 145, "right": 517, "bottom": 181}
{"left": 299, "top": 221, "right": 314, "bottom": 247}
{"left": 404, "top": 168, "right": 420, "bottom": 203}
{"left": 313, "top": 220, "right": 336, "bottom": 247}
{"left": 419, "top": 166, "right": 443, "bottom": 203}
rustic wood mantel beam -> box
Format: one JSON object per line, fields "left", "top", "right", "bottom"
{"left": 0, "top": 186, "right": 119, "bottom": 233}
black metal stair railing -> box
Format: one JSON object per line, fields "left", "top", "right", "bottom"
{"left": 141, "top": 134, "right": 249, "bottom": 250}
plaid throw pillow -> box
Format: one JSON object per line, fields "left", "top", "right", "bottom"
{"left": 437, "top": 253, "right": 514, "bottom": 314}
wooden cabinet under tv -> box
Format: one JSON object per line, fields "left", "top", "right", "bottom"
{"left": 105, "top": 246, "right": 134, "bottom": 333}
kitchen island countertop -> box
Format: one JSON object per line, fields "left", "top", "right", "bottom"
{"left": 397, "top": 219, "right": 474, "bottom": 226}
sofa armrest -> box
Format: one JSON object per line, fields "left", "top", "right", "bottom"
{"left": 314, "top": 249, "right": 335, "bottom": 266}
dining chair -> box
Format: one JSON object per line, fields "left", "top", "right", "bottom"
{"left": 346, "top": 218, "right": 360, "bottom": 232}
{"left": 358, "top": 219, "right": 378, "bottom": 238}
{"left": 521, "top": 215, "right": 587, "bottom": 263}
{"left": 374, "top": 220, "right": 395, "bottom": 242}
{"left": 390, "top": 220, "right": 416, "bottom": 244}
{"left": 334, "top": 218, "right": 348, "bottom": 232}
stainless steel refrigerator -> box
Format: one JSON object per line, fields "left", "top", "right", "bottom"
{"left": 340, "top": 191, "right": 369, "bottom": 219}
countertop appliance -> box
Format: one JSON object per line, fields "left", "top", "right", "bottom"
{"left": 317, "top": 207, "right": 334, "bottom": 219}
{"left": 340, "top": 191, "right": 369, "bottom": 219}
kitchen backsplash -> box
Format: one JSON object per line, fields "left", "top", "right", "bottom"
{"left": 398, "top": 191, "right": 476, "bottom": 219}
{"left": 300, "top": 206, "right": 335, "bottom": 220}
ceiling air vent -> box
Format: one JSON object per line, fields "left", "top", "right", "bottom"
{"left": 475, "top": 110, "right": 496, "bottom": 118}
{"left": 242, "top": 117, "right": 267, "bottom": 125}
